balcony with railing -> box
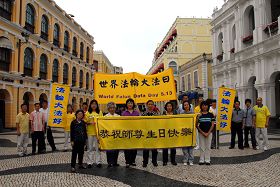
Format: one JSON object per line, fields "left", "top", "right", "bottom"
{"left": 264, "top": 20, "right": 279, "bottom": 37}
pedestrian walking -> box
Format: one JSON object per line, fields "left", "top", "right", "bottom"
{"left": 229, "top": 101, "right": 245, "bottom": 150}
{"left": 85, "top": 100, "right": 103, "bottom": 168}
{"left": 30, "top": 103, "right": 46, "bottom": 155}
{"left": 16, "top": 103, "right": 30, "bottom": 157}
{"left": 253, "top": 97, "right": 271, "bottom": 151}
{"left": 122, "top": 98, "right": 140, "bottom": 168}
{"left": 105, "top": 102, "right": 120, "bottom": 168}
{"left": 162, "top": 102, "right": 177, "bottom": 166}
{"left": 142, "top": 100, "right": 159, "bottom": 167}
{"left": 243, "top": 99, "right": 257, "bottom": 150}
{"left": 180, "top": 101, "right": 194, "bottom": 166}
{"left": 196, "top": 101, "right": 215, "bottom": 165}
{"left": 70, "top": 110, "right": 88, "bottom": 172}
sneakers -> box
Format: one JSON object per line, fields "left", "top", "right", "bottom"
{"left": 264, "top": 146, "right": 268, "bottom": 151}
{"left": 189, "top": 162, "right": 194, "bottom": 166}
{"left": 70, "top": 167, "right": 76, "bottom": 173}
{"left": 194, "top": 146, "right": 199, "bottom": 150}
{"left": 183, "top": 163, "right": 188, "bottom": 166}
{"left": 256, "top": 146, "right": 260, "bottom": 150}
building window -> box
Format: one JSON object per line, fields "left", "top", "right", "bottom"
{"left": 187, "top": 74, "right": 191, "bottom": 91}
{"left": 25, "top": 4, "right": 35, "bottom": 33}
{"left": 271, "top": 0, "right": 280, "bottom": 22}
{"left": 24, "top": 48, "right": 34, "bottom": 77}
{"left": 194, "top": 71, "right": 198, "bottom": 88}
{"left": 0, "top": 0, "right": 12, "bottom": 20}
{"left": 63, "top": 63, "right": 69, "bottom": 84}
{"left": 181, "top": 76, "right": 185, "bottom": 91}
{"left": 93, "top": 60, "right": 98, "bottom": 71}
{"left": 41, "top": 15, "right": 48, "bottom": 41}
{"left": 40, "top": 54, "right": 48, "bottom": 80}
{"left": 64, "top": 31, "right": 69, "bottom": 52}
{"left": 169, "top": 61, "right": 178, "bottom": 75}
{"left": 72, "top": 37, "right": 77, "bottom": 56}
{"left": 243, "top": 6, "right": 255, "bottom": 45}
{"left": 86, "top": 72, "right": 89, "bottom": 89}
{"left": 72, "top": 67, "right": 77, "bottom": 86}
{"left": 0, "top": 47, "right": 10, "bottom": 72}
{"left": 86, "top": 47, "right": 90, "bottom": 63}
{"left": 217, "top": 32, "right": 223, "bottom": 61}
{"left": 79, "top": 70, "right": 83, "bottom": 88}
{"left": 52, "top": 59, "right": 59, "bottom": 82}
{"left": 53, "top": 23, "right": 60, "bottom": 47}
{"left": 80, "top": 42, "right": 84, "bottom": 60}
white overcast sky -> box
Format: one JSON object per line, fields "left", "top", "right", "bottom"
{"left": 56, "top": 0, "right": 224, "bottom": 74}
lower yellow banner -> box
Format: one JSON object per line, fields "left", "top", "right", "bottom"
{"left": 96, "top": 115, "right": 196, "bottom": 150}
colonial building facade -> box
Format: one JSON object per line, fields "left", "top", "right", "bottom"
{"left": 0, "top": 0, "right": 95, "bottom": 128}
{"left": 93, "top": 50, "right": 114, "bottom": 74}
{"left": 211, "top": 0, "right": 280, "bottom": 117}
{"left": 179, "top": 53, "right": 213, "bottom": 99}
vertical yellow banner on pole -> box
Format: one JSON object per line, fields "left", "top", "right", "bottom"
{"left": 216, "top": 87, "right": 236, "bottom": 132}
{"left": 48, "top": 83, "right": 70, "bottom": 128}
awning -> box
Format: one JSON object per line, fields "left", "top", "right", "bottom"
{"left": 0, "top": 37, "right": 13, "bottom": 50}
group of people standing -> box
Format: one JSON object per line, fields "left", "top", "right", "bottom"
{"left": 15, "top": 95, "right": 271, "bottom": 173}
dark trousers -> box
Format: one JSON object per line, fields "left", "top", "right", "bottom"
{"left": 231, "top": 122, "right": 244, "bottom": 148}
{"left": 162, "top": 148, "right": 176, "bottom": 163}
{"left": 45, "top": 125, "right": 56, "bottom": 151}
{"left": 71, "top": 141, "right": 85, "bottom": 168}
{"left": 211, "top": 125, "right": 217, "bottom": 148}
{"left": 106, "top": 150, "right": 119, "bottom": 165}
{"left": 31, "top": 131, "right": 45, "bottom": 154}
{"left": 143, "top": 149, "right": 158, "bottom": 164}
{"left": 244, "top": 126, "right": 256, "bottom": 147}
{"left": 124, "top": 150, "right": 137, "bottom": 164}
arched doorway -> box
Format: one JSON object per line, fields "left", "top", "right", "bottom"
{"left": 23, "top": 92, "right": 34, "bottom": 113}
{"left": 0, "top": 89, "right": 11, "bottom": 129}
{"left": 39, "top": 93, "right": 48, "bottom": 107}
{"left": 248, "top": 76, "right": 257, "bottom": 106}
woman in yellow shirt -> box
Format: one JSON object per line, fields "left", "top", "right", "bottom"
{"left": 85, "top": 99, "right": 103, "bottom": 168}
{"left": 64, "top": 104, "right": 76, "bottom": 152}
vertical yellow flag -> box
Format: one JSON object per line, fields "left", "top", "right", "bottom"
{"left": 48, "top": 83, "right": 70, "bottom": 128}
{"left": 216, "top": 87, "right": 236, "bottom": 132}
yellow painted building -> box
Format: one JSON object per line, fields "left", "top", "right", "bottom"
{"left": 147, "top": 17, "right": 212, "bottom": 90}
{"left": 0, "top": 0, "right": 95, "bottom": 129}
{"left": 93, "top": 50, "right": 114, "bottom": 74}
{"left": 179, "top": 53, "right": 213, "bottom": 99}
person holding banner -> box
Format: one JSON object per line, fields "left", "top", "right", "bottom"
{"left": 196, "top": 101, "right": 215, "bottom": 165}
{"left": 162, "top": 102, "right": 177, "bottom": 166}
{"left": 180, "top": 101, "right": 194, "bottom": 166}
{"left": 64, "top": 104, "right": 76, "bottom": 152}
{"left": 142, "top": 100, "right": 159, "bottom": 168}
{"left": 105, "top": 102, "right": 120, "bottom": 168}
{"left": 30, "top": 103, "right": 46, "bottom": 155}
{"left": 122, "top": 98, "right": 140, "bottom": 168}
{"left": 85, "top": 100, "right": 103, "bottom": 168}
{"left": 70, "top": 110, "right": 88, "bottom": 172}
{"left": 40, "top": 100, "right": 57, "bottom": 152}
{"left": 229, "top": 101, "right": 245, "bottom": 150}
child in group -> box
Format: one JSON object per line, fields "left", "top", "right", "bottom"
{"left": 162, "top": 102, "right": 177, "bottom": 166}
{"left": 105, "top": 102, "right": 120, "bottom": 168}
{"left": 196, "top": 101, "right": 215, "bottom": 165}
{"left": 85, "top": 100, "right": 103, "bottom": 168}
{"left": 70, "top": 110, "right": 87, "bottom": 172}
{"left": 180, "top": 101, "right": 194, "bottom": 166}
{"left": 64, "top": 104, "right": 76, "bottom": 152}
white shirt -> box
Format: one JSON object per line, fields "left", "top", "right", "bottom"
{"left": 178, "top": 103, "right": 194, "bottom": 114}
{"left": 209, "top": 106, "right": 217, "bottom": 116}
{"left": 105, "top": 113, "right": 120, "bottom": 117}
{"left": 39, "top": 108, "right": 49, "bottom": 126}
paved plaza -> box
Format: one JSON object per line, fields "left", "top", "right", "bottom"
{"left": 0, "top": 129, "right": 279, "bottom": 187}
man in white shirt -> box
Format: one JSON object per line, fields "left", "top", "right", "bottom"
{"left": 40, "top": 100, "right": 57, "bottom": 152}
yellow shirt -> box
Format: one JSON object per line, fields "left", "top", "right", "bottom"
{"left": 194, "top": 106, "right": 201, "bottom": 114}
{"left": 65, "top": 113, "right": 76, "bottom": 132}
{"left": 16, "top": 112, "right": 30, "bottom": 134}
{"left": 85, "top": 111, "right": 103, "bottom": 136}
{"left": 253, "top": 105, "right": 271, "bottom": 128}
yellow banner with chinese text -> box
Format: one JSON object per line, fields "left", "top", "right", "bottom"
{"left": 94, "top": 68, "right": 177, "bottom": 104}
{"left": 48, "top": 83, "right": 70, "bottom": 128}
{"left": 216, "top": 87, "right": 236, "bottom": 132}
{"left": 96, "top": 115, "right": 196, "bottom": 150}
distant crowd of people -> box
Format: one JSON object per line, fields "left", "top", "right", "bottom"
{"left": 15, "top": 95, "right": 271, "bottom": 172}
